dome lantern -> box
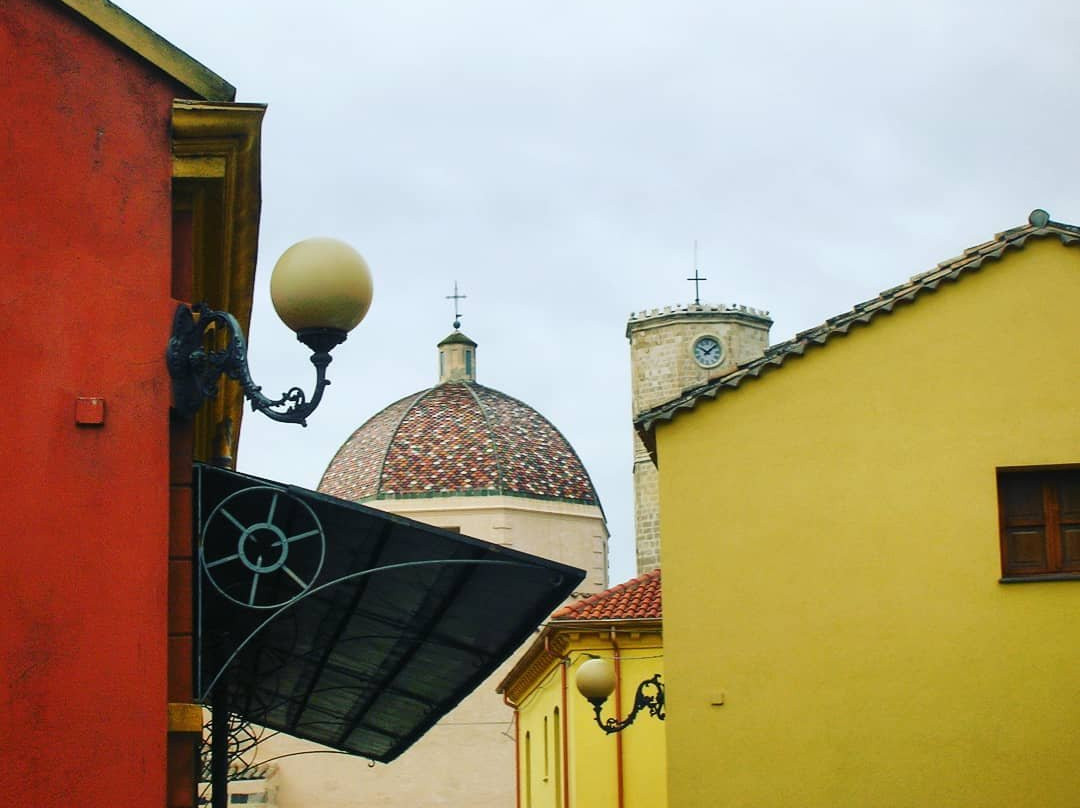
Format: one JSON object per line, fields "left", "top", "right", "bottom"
{"left": 437, "top": 330, "right": 478, "bottom": 384}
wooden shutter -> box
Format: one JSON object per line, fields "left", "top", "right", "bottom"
{"left": 999, "top": 469, "right": 1080, "bottom": 577}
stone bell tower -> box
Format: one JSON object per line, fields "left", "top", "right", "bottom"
{"left": 627, "top": 302, "right": 772, "bottom": 572}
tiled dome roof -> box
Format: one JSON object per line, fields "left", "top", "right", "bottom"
{"left": 319, "top": 381, "right": 600, "bottom": 505}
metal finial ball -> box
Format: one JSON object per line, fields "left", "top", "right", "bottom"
{"left": 1028, "top": 209, "right": 1050, "bottom": 228}
{"left": 453, "top": 319, "right": 461, "bottom": 329}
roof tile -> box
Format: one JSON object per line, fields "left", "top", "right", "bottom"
{"left": 552, "top": 569, "right": 661, "bottom": 621}
{"left": 637, "top": 212, "right": 1080, "bottom": 433}
{"left": 319, "top": 382, "right": 599, "bottom": 506}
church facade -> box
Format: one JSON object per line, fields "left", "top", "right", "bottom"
{"left": 252, "top": 329, "right": 608, "bottom": 807}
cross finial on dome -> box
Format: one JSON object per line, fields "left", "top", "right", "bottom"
{"left": 446, "top": 281, "right": 466, "bottom": 330}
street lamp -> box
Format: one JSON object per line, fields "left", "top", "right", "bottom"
{"left": 575, "top": 657, "right": 665, "bottom": 734}
{"left": 167, "top": 237, "right": 373, "bottom": 426}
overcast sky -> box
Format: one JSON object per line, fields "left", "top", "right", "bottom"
{"left": 122, "top": 0, "right": 1078, "bottom": 584}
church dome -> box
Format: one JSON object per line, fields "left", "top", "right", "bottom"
{"left": 319, "top": 331, "right": 600, "bottom": 506}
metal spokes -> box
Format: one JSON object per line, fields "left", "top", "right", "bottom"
{"left": 201, "top": 486, "right": 326, "bottom": 609}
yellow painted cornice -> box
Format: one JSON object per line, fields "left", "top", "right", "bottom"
{"left": 498, "top": 627, "right": 568, "bottom": 706}
{"left": 172, "top": 100, "right": 265, "bottom": 333}
{"left": 173, "top": 101, "right": 265, "bottom": 464}
{"left": 55, "top": 0, "right": 235, "bottom": 101}
{"left": 498, "top": 618, "right": 663, "bottom": 705}
{"left": 167, "top": 702, "right": 204, "bottom": 735}
{"left": 544, "top": 617, "right": 663, "bottom": 636}
{"left": 173, "top": 101, "right": 267, "bottom": 137}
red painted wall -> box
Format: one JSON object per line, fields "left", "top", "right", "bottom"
{"left": 0, "top": 1, "right": 184, "bottom": 803}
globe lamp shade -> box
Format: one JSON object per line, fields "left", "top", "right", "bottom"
{"left": 576, "top": 658, "right": 616, "bottom": 705}
{"left": 270, "top": 238, "right": 373, "bottom": 334}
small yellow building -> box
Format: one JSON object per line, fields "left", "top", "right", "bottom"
{"left": 641, "top": 210, "right": 1080, "bottom": 807}
{"left": 499, "top": 570, "right": 666, "bottom": 808}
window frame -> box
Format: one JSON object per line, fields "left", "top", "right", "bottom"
{"left": 997, "top": 465, "right": 1080, "bottom": 582}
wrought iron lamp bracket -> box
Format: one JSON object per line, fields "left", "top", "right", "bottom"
{"left": 590, "top": 673, "right": 666, "bottom": 734}
{"left": 167, "top": 303, "right": 346, "bottom": 426}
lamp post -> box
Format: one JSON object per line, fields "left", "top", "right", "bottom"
{"left": 167, "top": 237, "right": 371, "bottom": 808}
{"left": 167, "top": 237, "right": 373, "bottom": 425}
{"left": 575, "top": 657, "right": 665, "bottom": 734}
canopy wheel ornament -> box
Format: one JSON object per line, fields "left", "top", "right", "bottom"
{"left": 201, "top": 486, "right": 326, "bottom": 609}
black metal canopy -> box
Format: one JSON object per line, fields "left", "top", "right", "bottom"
{"left": 193, "top": 463, "right": 584, "bottom": 762}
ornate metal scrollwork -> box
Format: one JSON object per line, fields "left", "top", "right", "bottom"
{"left": 167, "top": 303, "right": 346, "bottom": 426}
{"left": 591, "top": 673, "right": 666, "bottom": 734}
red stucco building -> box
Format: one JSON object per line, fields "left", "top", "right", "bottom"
{"left": 1, "top": 7, "right": 588, "bottom": 808}
{"left": 1, "top": 3, "right": 262, "bottom": 805}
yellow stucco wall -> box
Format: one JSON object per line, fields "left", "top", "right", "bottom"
{"left": 512, "top": 630, "right": 666, "bottom": 808}
{"left": 655, "top": 237, "right": 1080, "bottom": 807}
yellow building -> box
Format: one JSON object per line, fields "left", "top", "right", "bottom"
{"left": 499, "top": 570, "right": 666, "bottom": 808}
{"left": 640, "top": 210, "right": 1080, "bottom": 807}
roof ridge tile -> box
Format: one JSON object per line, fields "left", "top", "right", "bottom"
{"left": 635, "top": 213, "right": 1080, "bottom": 434}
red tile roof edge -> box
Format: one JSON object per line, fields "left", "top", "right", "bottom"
{"left": 551, "top": 568, "right": 661, "bottom": 621}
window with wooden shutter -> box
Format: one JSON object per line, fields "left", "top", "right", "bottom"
{"left": 998, "top": 468, "right": 1080, "bottom": 579}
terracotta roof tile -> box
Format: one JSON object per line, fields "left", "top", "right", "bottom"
{"left": 319, "top": 382, "right": 599, "bottom": 506}
{"left": 552, "top": 569, "right": 661, "bottom": 621}
{"left": 318, "top": 392, "right": 422, "bottom": 501}
{"left": 636, "top": 211, "right": 1080, "bottom": 434}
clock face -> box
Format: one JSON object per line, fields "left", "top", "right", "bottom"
{"left": 693, "top": 335, "right": 724, "bottom": 368}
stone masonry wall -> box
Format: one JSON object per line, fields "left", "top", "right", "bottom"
{"left": 628, "top": 303, "right": 771, "bottom": 573}
{"left": 633, "top": 429, "right": 661, "bottom": 572}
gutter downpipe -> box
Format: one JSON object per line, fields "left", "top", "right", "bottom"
{"left": 611, "top": 628, "right": 625, "bottom": 808}
{"left": 561, "top": 659, "right": 570, "bottom": 808}
{"left": 503, "top": 692, "right": 521, "bottom": 808}
{"left": 545, "top": 634, "right": 572, "bottom": 808}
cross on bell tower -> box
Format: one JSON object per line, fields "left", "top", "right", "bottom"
{"left": 626, "top": 243, "right": 773, "bottom": 573}
{"left": 686, "top": 241, "right": 707, "bottom": 305}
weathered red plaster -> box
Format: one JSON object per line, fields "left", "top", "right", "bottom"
{"left": 0, "top": 1, "right": 190, "bottom": 804}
